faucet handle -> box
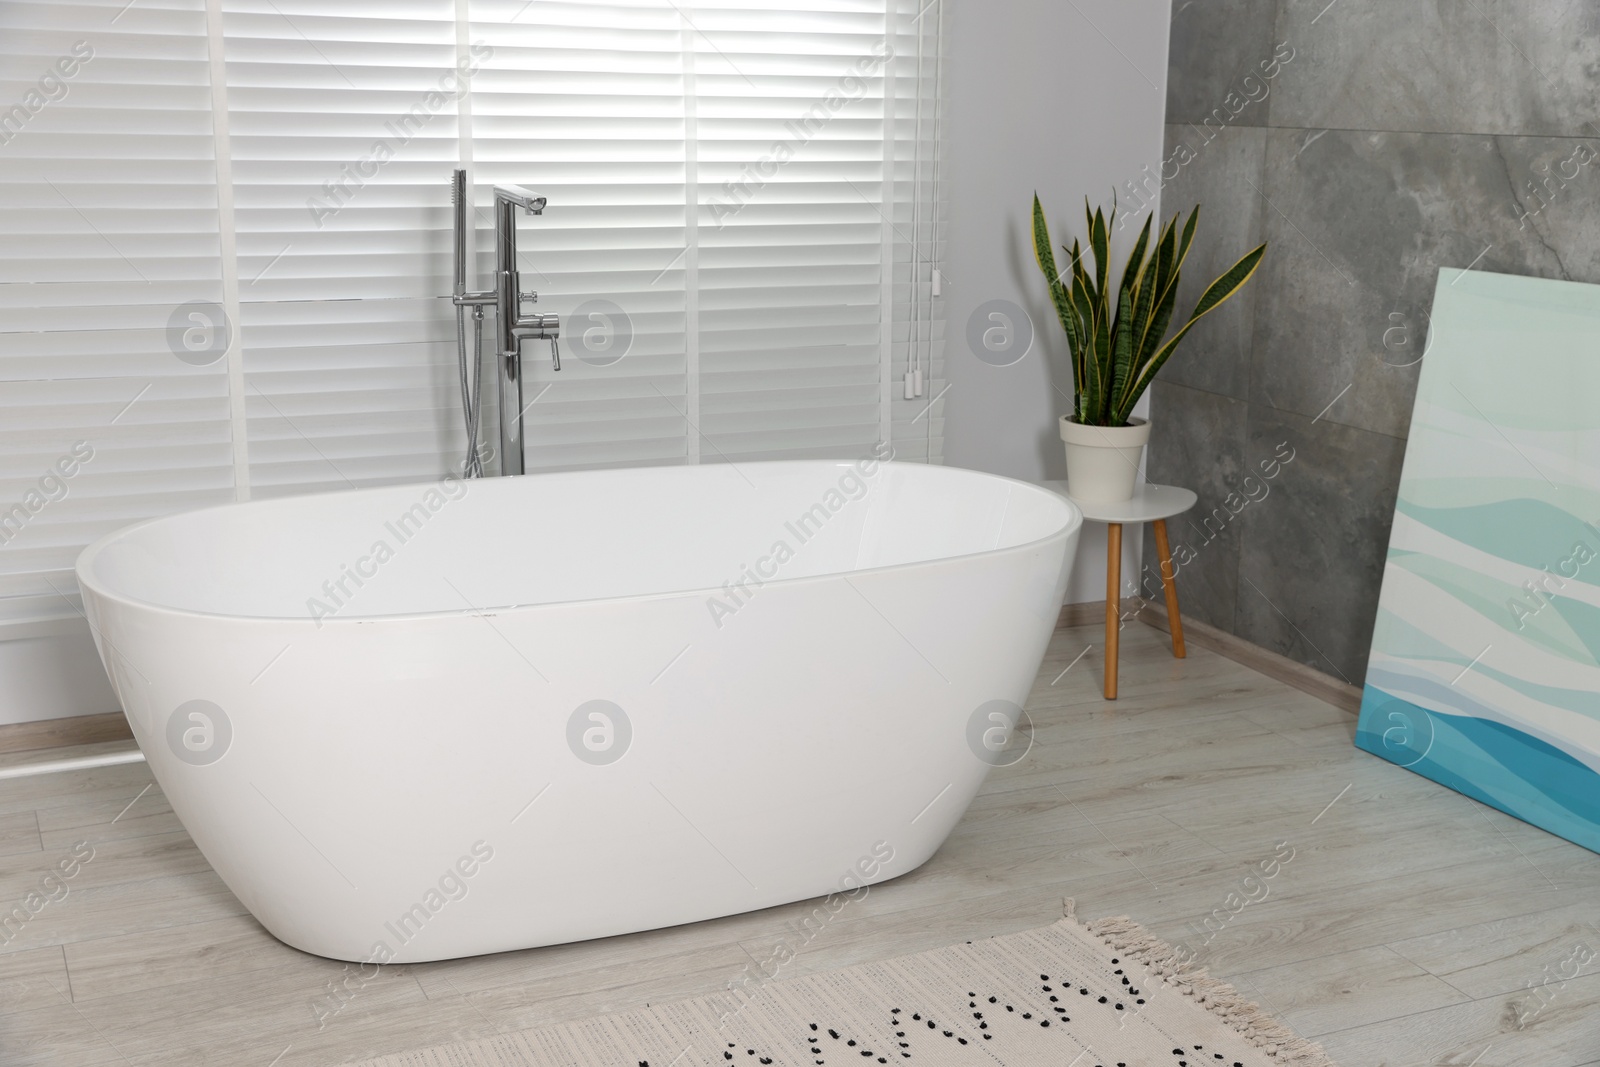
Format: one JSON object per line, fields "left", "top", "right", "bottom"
{"left": 520, "top": 290, "right": 537, "bottom": 304}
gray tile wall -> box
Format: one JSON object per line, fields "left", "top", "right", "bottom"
{"left": 1147, "top": 0, "right": 1600, "bottom": 683}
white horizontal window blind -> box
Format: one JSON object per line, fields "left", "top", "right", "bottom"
{"left": 0, "top": 0, "right": 944, "bottom": 637}
{"left": 222, "top": 0, "right": 468, "bottom": 497}
{"left": 469, "top": 0, "right": 691, "bottom": 471}
{"left": 0, "top": 0, "right": 236, "bottom": 636}
{"left": 473, "top": 0, "right": 946, "bottom": 471}
{"left": 690, "top": 0, "right": 890, "bottom": 462}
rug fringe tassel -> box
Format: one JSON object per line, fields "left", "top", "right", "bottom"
{"left": 1070, "top": 905, "right": 1340, "bottom": 1067}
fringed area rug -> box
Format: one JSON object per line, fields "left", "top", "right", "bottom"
{"left": 356, "top": 904, "right": 1335, "bottom": 1067}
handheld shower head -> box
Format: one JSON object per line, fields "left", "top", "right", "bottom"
{"left": 451, "top": 169, "right": 468, "bottom": 296}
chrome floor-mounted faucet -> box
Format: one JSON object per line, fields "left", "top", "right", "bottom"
{"left": 450, "top": 169, "right": 560, "bottom": 477}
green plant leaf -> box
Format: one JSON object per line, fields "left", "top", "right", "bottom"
{"left": 1064, "top": 242, "right": 1090, "bottom": 399}
{"left": 1135, "top": 218, "right": 1179, "bottom": 363}
{"left": 1081, "top": 201, "right": 1096, "bottom": 301}
{"left": 1149, "top": 209, "right": 1200, "bottom": 360}
{"left": 1032, "top": 195, "right": 1082, "bottom": 362}
{"left": 1030, "top": 195, "right": 1060, "bottom": 288}
{"left": 1144, "top": 272, "right": 1181, "bottom": 358}
{"left": 1188, "top": 239, "right": 1266, "bottom": 321}
{"left": 1069, "top": 252, "right": 1094, "bottom": 337}
{"left": 1092, "top": 280, "right": 1114, "bottom": 423}
{"left": 1125, "top": 215, "right": 1159, "bottom": 388}
{"left": 1078, "top": 279, "right": 1100, "bottom": 419}
{"left": 1089, "top": 201, "right": 1110, "bottom": 304}
{"left": 1115, "top": 241, "right": 1268, "bottom": 422}
{"left": 1120, "top": 212, "right": 1153, "bottom": 303}
{"left": 1118, "top": 213, "right": 1154, "bottom": 358}
{"left": 1034, "top": 196, "right": 1099, "bottom": 408}
{"left": 1174, "top": 206, "right": 1200, "bottom": 277}
{"left": 1109, "top": 286, "right": 1136, "bottom": 418}
{"left": 1127, "top": 207, "right": 1200, "bottom": 394}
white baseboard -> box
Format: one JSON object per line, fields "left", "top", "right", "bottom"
{"left": 0, "top": 631, "right": 119, "bottom": 727}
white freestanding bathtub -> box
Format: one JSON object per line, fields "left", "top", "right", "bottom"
{"left": 77, "top": 455, "right": 1080, "bottom": 963}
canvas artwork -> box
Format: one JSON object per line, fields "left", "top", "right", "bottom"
{"left": 1357, "top": 267, "right": 1600, "bottom": 854}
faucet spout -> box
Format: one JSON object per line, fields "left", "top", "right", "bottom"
{"left": 494, "top": 185, "right": 546, "bottom": 215}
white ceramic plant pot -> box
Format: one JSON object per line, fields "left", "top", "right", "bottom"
{"left": 1059, "top": 416, "right": 1150, "bottom": 503}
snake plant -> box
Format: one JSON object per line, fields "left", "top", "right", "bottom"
{"left": 1032, "top": 195, "right": 1266, "bottom": 427}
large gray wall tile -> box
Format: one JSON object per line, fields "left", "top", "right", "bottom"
{"left": 1142, "top": 380, "right": 1247, "bottom": 632}
{"left": 1236, "top": 406, "right": 1406, "bottom": 685}
{"left": 1272, "top": 1, "right": 1600, "bottom": 136}
{"left": 1494, "top": 136, "right": 1600, "bottom": 282}
{"left": 1152, "top": 123, "right": 1268, "bottom": 400}
{"left": 1248, "top": 127, "right": 1599, "bottom": 440}
{"left": 1166, "top": 0, "right": 1282, "bottom": 128}
{"left": 1162, "top": 0, "right": 1600, "bottom": 684}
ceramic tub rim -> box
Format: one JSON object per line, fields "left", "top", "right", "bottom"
{"left": 75, "top": 459, "right": 1084, "bottom": 626}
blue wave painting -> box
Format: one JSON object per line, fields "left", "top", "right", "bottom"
{"left": 1357, "top": 268, "right": 1600, "bottom": 855}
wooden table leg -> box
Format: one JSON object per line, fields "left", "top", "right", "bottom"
{"left": 1153, "top": 518, "right": 1186, "bottom": 659}
{"left": 1105, "top": 522, "right": 1121, "bottom": 700}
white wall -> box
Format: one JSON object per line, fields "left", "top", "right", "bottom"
{"left": 942, "top": 0, "right": 1173, "bottom": 603}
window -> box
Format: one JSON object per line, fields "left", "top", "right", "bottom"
{"left": 0, "top": 0, "right": 945, "bottom": 639}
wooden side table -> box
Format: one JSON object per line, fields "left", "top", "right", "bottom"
{"left": 1042, "top": 482, "right": 1198, "bottom": 700}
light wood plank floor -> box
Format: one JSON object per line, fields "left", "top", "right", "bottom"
{"left": 2, "top": 623, "right": 1597, "bottom": 1066}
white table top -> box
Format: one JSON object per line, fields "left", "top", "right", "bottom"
{"left": 1038, "top": 480, "right": 1198, "bottom": 524}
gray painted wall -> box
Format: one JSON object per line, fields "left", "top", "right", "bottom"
{"left": 943, "top": 0, "right": 1173, "bottom": 603}
{"left": 1148, "top": 1, "right": 1600, "bottom": 683}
